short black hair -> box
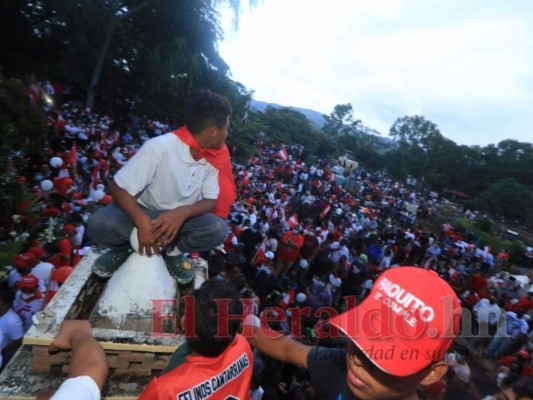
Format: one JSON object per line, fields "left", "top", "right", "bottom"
{"left": 185, "top": 89, "right": 232, "bottom": 134}
{"left": 186, "top": 279, "right": 243, "bottom": 357}
{"left": 513, "top": 376, "right": 533, "bottom": 398}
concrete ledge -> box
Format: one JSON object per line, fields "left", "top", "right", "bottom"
{"left": 1, "top": 249, "right": 185, "bottom": 398}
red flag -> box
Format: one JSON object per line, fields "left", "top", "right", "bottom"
{"left": 279, "top": 288, "right": 295, "bottom": 309}
{"left": 91, "top": 166, "right": 100, "bottom": 190}
{"left": 252, "top": 237, "right": 268, "bottom": 263}
{"left": 277, "top": 147, "right": 289, "bottom": 162}
{"left": 287, "top": 213, "right": 299, "bottom": 228}
{"left": 56, "top": 113, "right": 66, "bottom": 129}
{"left": 68, "top": 142, "right": 77, "bottom": 165}
{"left": 320, "top": 205, "right": 331, "bottom": 219}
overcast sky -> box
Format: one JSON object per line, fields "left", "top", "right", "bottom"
{"left": 218, "top": 0, "right": 533, "bottom": 147}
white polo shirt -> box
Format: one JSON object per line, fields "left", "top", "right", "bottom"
{"left": 51, "top": 376, "right": 100, "bottom": 400}
{"left": 0, "top": 309, "right": 24, "bottom": 349}
{"left": 114, "top": 133, "right": 219, "bottom": 210}
{"left": 13, "top": 292, "right": 44, "bottom": 332}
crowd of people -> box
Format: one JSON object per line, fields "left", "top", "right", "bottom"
{"left": 1, "top": 84, "right": 533, "bottom": 399}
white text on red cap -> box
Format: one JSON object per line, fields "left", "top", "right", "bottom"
{"left": 376, "top": 278, "right": 435, "bottom": 327}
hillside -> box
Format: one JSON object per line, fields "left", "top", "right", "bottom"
{"left": 250, "top": 99, "right": 326, "bottom": 127}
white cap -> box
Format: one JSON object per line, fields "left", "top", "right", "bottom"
{"left": 296, "top": 293, "right": 307, "bottom": 303}
{"left": 265, "top": 251, "right": 275, "bottom": 260}
{"left": 299, "top": 259, "right": 309, "bottom": 269}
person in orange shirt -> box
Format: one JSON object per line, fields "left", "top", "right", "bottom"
{"left": 58, "top": 224, "right": 77, "bottom": 266}
{"left": 139, "top": 280, "right": 253, "bottom": 400}
{"left": 276, "top": 225, "right": 304, "bottom": 281}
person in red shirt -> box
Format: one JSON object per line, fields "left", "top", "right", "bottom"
{"left": 44, "top": 265, "right": 74, "bottom": 305}
{"left": 139, "top": 280, "right": 253, "bottom": 400}
{"left": 512, "top": 292, "right": 533, "bottom": 313}
{"left": 276, "top": 225, "right": 305, "bottom": 281}
{"left": 470, "top": 273, "right": 488, "bottom": 293}
{"left": 58, "top": 224, "right": 77, "bottom": 266}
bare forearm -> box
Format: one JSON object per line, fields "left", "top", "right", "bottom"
{"left": 68, "top": 332, "right": 108, "bottom": 390}
{"left": 246, "top": 324, "right": 310, "bottom": 368}
{"left": 175, "top": 198, "right": 216, "bottom": 219}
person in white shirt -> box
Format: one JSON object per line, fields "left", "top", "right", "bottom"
{"left": 87, "top": 90, "right": 233, "bottom": 286}
{"left": 28, "top": 246, "right": 54, "bottom": 293}
{"left": 445, "top": 350, "right": 471, "bottom": 384}
{"left": 13, "top": 274, "right": 44, "bottom": 332}
{"left": 0, "top": 328, "right": 3, "bottom": 369}
{"left": 8, "top": 252, "right": 47, "bottom": 293}
{"left": 474, "top": 297, "right": 502, "bottom": 339}
{"left": 0, "top": 292, "right": 24, "bottom": 371}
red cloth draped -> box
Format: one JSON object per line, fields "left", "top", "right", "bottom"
{"left": 173, "top": 127, "right": 235, "bottom": 219}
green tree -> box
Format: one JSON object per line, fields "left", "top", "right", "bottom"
{"left": 1, "top": 0, "right": 257, "bottom": 115}
{"left": 475, "top": 178, "right": 532, "bottom": 222}
{"left": 0, "top": 71, "right": 46, "bottom": 157}
{"left": 322, "top": 103, "right": 362, "bottom": 136}
{"left": 389, "top": 115, "right": 442, "bottom": 151}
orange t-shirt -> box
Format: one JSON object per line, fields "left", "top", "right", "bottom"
{"left": 278, "top": 232, "right": 304, "bottom": 263}
{"left": 58, "top": 238, "right": 71, "bottom": 265}
{"left": 139, "top": 334, "right": 253, "bottom": 400}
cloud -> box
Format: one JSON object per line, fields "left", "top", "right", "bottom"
{"left": 219, "top": 0, "right": 533, "bottom": 146}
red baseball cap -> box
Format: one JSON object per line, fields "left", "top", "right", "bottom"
{"left": 12, "top": 252, "right": 36, "bottom": 267}
{"left": 51, "top": 266, "right": 74, "bottom": 283}
{"left": 19, "top": 274, "right": 39, "bottom": 288}
{"left": 329, "top": 267, "right": 461, "bottom": 377}
{"left": 29, "top": 246, "right": 44, "bottom": 259}
{"left": 64, "top": 224, "right": 76, "bottom": 233}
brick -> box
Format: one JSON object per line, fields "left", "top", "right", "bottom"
{"left": 154, "top": 355, "right": 171, "bottom": 362}
{"left": 114, "top": 368, "right": 152, "bottom": 377}
{"left": 108, "top": 360, "right": 130, "bottom": 369}
{"left": 48, "top": 354, "right": 69, "bottom": 364}
{"left": 144, "top": 361, "right": 169, "bottom": 370}
{"left": 32, "top": 346, "right": 52, "bottom": 356}
{"left": 31, "top": 364, "right": 51, "bottom": 373}
{"left": 32, "top": 356, "right": 52, "bottom": 367}
{"left": 117, "top": 352, "right": 154, "bottom": 362}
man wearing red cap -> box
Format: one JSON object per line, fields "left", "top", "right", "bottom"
{"left": 8, "top": 252, "right": 46, "bottom": 293}
{"left": 245, "top": 267, "right": 462, "bottom": 400}
{"left": 28, "top": 246, "right": 54, "bottom": 292}
{"left": 44, "top": 265, "right": 74, "bottom": 305}
{"left": 13, "top": 274, "right": 44, "bottom": 332}
{"left": 87, "top": 90, "right": 235, "bottom": 286}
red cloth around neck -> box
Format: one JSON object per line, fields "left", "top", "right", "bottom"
{"left": 173, "top": 127, "right": 235, "bottom": 219}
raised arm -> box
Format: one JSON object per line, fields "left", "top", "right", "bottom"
{"left": 49, "top": 320, "right": 108, "bottom": 390}
{"left": 243, "top": 315, "right": 311, "bottom": 369}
